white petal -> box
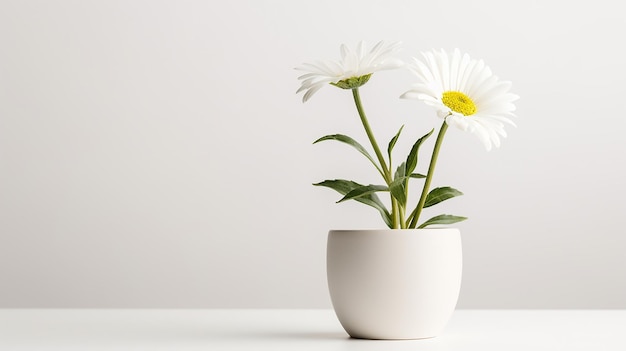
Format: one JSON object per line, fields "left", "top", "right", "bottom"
{"left": 424, "top": 51, "right": 443, "bottom": 90}
{"left": 470, "top": 122, "right": 493, "bottom": 151}
{"left": 409, "top": 57, "right": 436, "bottom": 84}
{"left": 447, "top": 115, "right": 470, "bottom": 131}
{"left": 357, "top": 41, "right": 366, "bottom": 57}
{"left": 377, "top": 58, "right": 405, "bottom": 70}
{"left": 468, "top": 75, "right": 497, "bottom": 101}
{"left": 340, "top": 44, "right": 349, "bottom": 61}
{"left": 458, "top": 58, "right": 482, "bottom": 93}
{"left": 465, "top": 61, "right": 492, "bottom": 96}
{"left": 473, "top": 79, "right": 512, "bottom": 104}
{"left": 302, "top": 83, "right": 326, "bottom": 102}
{"left": 439, "top": 49, "right": 451, "bottom": 91}
{"left": 449, "top": 48, "right": 462, "bottom": 90}
{"left": 455, "top": 52, "right": 472, "bottom": 91}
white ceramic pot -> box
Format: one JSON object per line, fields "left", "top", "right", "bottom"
{"left": 327, "top": 228, "right": 462, "bottom": 340}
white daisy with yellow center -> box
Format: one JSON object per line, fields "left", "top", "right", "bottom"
{"left": 401, "top": 49, "right": 519, "bottom": 150}
{"left": 296, "top": 41, "right": 404, "bottom": 102}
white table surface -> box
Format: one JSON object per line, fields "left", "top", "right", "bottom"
{"left": 0, "top": 309, "right": 624, "bottom": 350}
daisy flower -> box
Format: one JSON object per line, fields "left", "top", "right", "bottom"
{"left": 401, "top": 49, "right": 519, "bottom": 150}
{"left": 296, "top": 40, "right": 404, "bottom": 102}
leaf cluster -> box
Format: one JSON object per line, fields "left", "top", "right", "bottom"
{"left": 314, "top": 127, "right": 466, "bottom": 229}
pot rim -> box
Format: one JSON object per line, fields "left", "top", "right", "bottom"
{"left": 329, "top": 227, "right": 459, "bottom": 232}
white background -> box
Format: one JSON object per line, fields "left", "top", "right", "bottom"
{"left": 1, "top": 0, "right": 624, "bottom": 308}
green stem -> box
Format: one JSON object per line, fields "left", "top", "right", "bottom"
{"left": 400, "top": 177, "right": 410, "bottom": 228}
{"left": 352, "top": 88, "right": 398, "bottom": 228}
{"left": 352, "top": 89, "right": 390, "bottom": 179}
{"left": 408, "top": 120, "right": 449, "bottom": 229}
{"left": 391, "top": 199, "right": 399, "bottom": 228}
{"left": 388, "top": 154, "right": 402, "bottom": 228}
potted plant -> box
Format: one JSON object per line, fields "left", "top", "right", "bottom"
{"left": 296, "top": 41, "right": 518, "bottom": 339}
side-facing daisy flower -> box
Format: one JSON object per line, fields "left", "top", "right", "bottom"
{"left": 401, "top": 49, "right": 519, "bottom": 151}
{"left": 296, "top": 40, "right": 403, "bottom": 102}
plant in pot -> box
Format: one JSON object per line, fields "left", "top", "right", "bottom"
{"left": 296, "top": 41, "right": 518, "bottom": 340}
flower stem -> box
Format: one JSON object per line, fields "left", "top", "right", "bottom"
{"left": 408, "top": 120, "right": 449, "bottom": 229}
{"left": 352, "top": 89, "right": 389, "bottom": 177}
{"left": 351, "top": 88, "right": 398, "bottom": 228}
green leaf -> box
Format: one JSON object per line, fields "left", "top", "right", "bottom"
{"left": 337, "top": 184, "right": 389, "bottom": 203}
{"left": 313, "top": 134, "right": 380, "bottom": 172}
{"left": 417, "top": 214, "right": 467, "bottom": 229}
{"left": 424, "top": 187, "right": 464, "bottom": 208}
{"left": 405, "top": 129, "right": 434, "bottom": 175}
{"left": 389, "top": 162, "right": 407, "bottom": 206}
{"left": 313, "top": 180, "right": 392, "bottom": 228}
{"left": 387, "top": 125, "right": 404, "bottom": 160}
{"left": 410, "top": 173, "right": 426, "bottom": 179}
{"left": 394, "top": 162, "right": 406, "bottom": 179}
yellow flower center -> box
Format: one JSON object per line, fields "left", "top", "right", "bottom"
{"left": 441, "top": 91, "right": 477, "bottom": 116}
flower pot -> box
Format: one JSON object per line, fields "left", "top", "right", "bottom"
{"left": 326, "top": 228, "right": 462, "bottom": 340}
